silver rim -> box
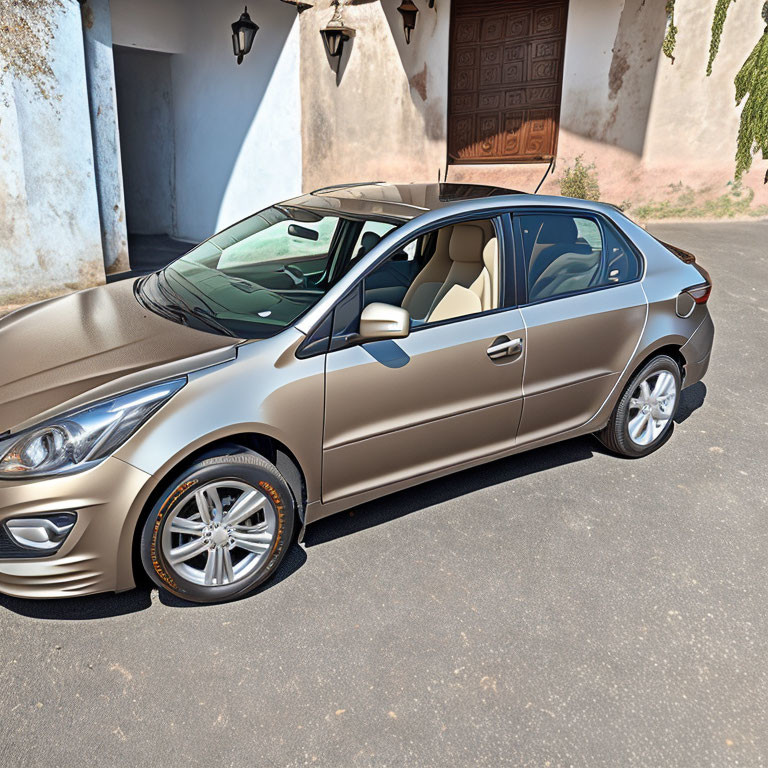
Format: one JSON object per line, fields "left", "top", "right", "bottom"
{"left": 627, "top": 370, "right": 678, "bottom": 447}
{"left": 160, "top": 480, "right": 277, "bottom": 587}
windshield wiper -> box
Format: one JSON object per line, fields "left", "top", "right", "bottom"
{"left": 136, "top": 275, "right": 189, "bottom": 325}
{"left": 155, "top": 272, "right": 238, "bottom": 338}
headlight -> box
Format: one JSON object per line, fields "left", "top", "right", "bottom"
{"left": 0, "top": 378, "right": 185, "bottom": 479}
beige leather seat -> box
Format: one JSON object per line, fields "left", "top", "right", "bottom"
{"left": 426, "top": 224, "right": 499, "bottom": 323}
{"left": 401, "top": 226, "right": 453, "bottom": 320}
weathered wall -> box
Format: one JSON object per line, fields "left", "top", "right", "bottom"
{"left": 300, "top": 0, "right": 449, "bottom": 192}
{"left": 110, "top": 0, "right": 303, "bottom": 244}
{"left": 82, "top": 0, "right": 129, "bottom": 273}
{"left": 301, "top": 0, "right": 768, "bottom": 209}
{"left": 644, "top": 0, "right": 766, "bottom": 188}
{"left": 0, "top": 0, "right": 105, "bottom": 307}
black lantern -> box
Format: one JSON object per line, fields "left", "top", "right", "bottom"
{"left": 232, "top": 6, "right": 259, "bottom": 65}
{"left": 397, "top": 0, "right": 419, "bottom": 45}
{"left": 428, "top": 0, "right": 435, "bottom": 7}
{"left": 320, "top": 0, "right": 355, "bottom": 59}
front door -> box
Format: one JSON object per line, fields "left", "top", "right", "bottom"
{"left": 321, "top": 218, "right": 526, "bottom": 504}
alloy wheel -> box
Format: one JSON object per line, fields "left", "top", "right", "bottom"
{"left": 626, "top": 370, "right": 678, "bottom": 447}
{"left": 160, "top": 480, "right": 277, "bottom": 587}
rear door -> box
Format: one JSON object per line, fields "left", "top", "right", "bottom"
{"left": 513, "top": 209, "right": 647, "bottom": 445}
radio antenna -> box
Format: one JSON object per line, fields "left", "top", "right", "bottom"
{"left": 534, "top": 157, "right": 556, "bottom": 194}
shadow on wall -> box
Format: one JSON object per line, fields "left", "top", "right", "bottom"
{"left": 111, "top": 0, "right": 300, "bottom": 244}
{"left": 379, "top": 0, "right": 446, "bottom": 143}
{"left": 561, "top": 0, "right": 668, "bottom": 157}
{"left": 174, "top": 0, "right": 299, "bottom": 241}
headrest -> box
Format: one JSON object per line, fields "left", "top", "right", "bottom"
{"left": 538, "top": 216, "right": 579, "bottom": 244}
{"left": 435, "top": 225, "right": 453, "bottom": 255}
{"left": 449, "top": 224, "right": 485, "bottom": 262}
{"left": 483, "top": 237, "right": 498, "bottom": 273}
{"left": 359, "top": 232, "right": 381, "bottom": 255}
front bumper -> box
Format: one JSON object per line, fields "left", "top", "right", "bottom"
{"left": 0, "top": 457, "right": 151, "bottom": 599}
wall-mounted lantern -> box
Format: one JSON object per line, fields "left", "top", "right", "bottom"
{"left": 232, "top": 6, "right": 259, "bottom": 65}
{"left": 428, "top": 0, "right": 435, "bottom": 7}
{"left": 320, "top": 0, "right": 355, "bottom": 59}
{"left": 397, "top": 0, "right": 419, "bottom": 45}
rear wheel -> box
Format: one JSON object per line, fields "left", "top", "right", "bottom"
{"left": 596, "top": 354, "right": 681, "bottom": 458}
{"left": 140, "top": 453, "right": 295, "bottom": 603}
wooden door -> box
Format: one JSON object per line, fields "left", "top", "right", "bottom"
{"left": 448, "top": 0, "right": 568, "bottom": 164}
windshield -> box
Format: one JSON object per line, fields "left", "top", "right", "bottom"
{"left": 139, "top": 205, "right": 399, "bottom": 338}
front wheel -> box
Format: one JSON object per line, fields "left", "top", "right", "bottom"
{"left": 596, "top": 354, "right": 681, "bottom": 458}
{"left": 140, "top": 453, "right": 295, "bottom": 603}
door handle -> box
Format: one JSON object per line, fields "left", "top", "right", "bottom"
{"left": 487, "top": 336, "right": 523, "bottom": 360}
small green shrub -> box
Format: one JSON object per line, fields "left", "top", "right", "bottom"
{"left": 559, "top": 155, "right": 601, "bottom": 201}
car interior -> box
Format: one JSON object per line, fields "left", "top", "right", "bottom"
{"left": 364, "top": 219, "right": 500, "bottom": 325}
{"left": 520, "top": 214, "right": 639, "bottom": 302}
{"left": 522, "top": 215, "right": 601, "bottom": 302}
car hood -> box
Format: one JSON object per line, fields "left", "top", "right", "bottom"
{"left": 0, "top": 278, "right": 238, "bottom": 434}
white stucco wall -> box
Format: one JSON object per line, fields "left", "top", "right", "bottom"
{"left": 300, "top": 0, "right": 450, "bottom": 192}
{"left": 645, "top": 0, "right": 766, "bottom": 172}
{"left": 110, "top": 0, "right": 187, "bottom": 54}
{"left": 0, "top": 0, "right": 104, "bottom": 306}
{"left": 110, "top": 0, "right": 303, "bottom": 243}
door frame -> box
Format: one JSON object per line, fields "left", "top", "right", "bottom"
{"left": 510, "top": 206, "right": 647, "bottom": 307}
{"left": 296, "top": 208, "right": 519, "bottom": 358}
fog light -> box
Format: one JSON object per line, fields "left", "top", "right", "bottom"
{"left": 5, "top": 512, "right": 76, "bottom": 552}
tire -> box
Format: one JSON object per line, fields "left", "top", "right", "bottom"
{"left": 596, "top": 354, "right": 682, "bottom": 458}
{"left": 140, "top": 453, "right": 295, "bottom": 603}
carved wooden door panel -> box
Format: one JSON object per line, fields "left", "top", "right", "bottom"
{"left": 448, "top": 0, "right": 568, "bottom": 164}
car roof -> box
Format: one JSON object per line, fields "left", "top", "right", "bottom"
{"left": 283, "top": 182, "right": 623, "bottom": 221}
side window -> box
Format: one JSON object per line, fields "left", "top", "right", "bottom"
{"left": 350, "top": 221, "right": 398, "bottom": 263}
{"left": 363, "top": 218, "right": 501, "bottom": 325}
{"left": 519, "top": 213, "right": 639, "bottom": 303}
{"left": 603, "top": 220, "right": 642, "bottom": 285}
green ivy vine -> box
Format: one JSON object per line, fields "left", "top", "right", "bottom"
{"left": 733, "top": 3, "right": 768, "bottom": 180}
{"left": 707, "top": 0, "right": 735, "bottom": 76}
{"left": 662, "top": 1, "right": 678, "bottom": 63}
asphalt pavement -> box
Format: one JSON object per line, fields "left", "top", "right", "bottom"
{"left": 0, "top": 219, "right": 766, "bottom": 767}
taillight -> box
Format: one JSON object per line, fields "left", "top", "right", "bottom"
{"left": 676, "top": 282, "right": 711, "bottom": 317}
{"left": 687, "top": 283, "right": 711, "bottom": 305}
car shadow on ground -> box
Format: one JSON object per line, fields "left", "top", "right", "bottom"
{"left": 0, "top": 382, "right": 707, "bottom": 620}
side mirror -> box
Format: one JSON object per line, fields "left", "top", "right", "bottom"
{"left": 358, "top": 302, "right": 410, "bottom": 342}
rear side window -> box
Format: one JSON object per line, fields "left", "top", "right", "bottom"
{"left": 518, "top": 213, "right": 640, "bottom": 303}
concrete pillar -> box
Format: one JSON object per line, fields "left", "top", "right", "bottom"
{"left": 81, "top": 0, "right": 130, "bottom": 273}
{"left": 0, "top": 0, "right": 105, "bottom": 309}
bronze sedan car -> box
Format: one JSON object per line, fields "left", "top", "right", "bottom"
{"left": 0, "top": 183, "right": 714, "bottom": 603}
